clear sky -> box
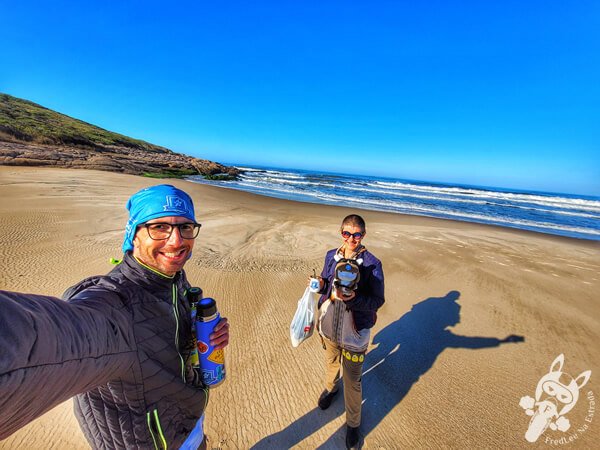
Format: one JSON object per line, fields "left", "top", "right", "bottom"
{"left": 2, "top": 1, "right": 599, "bottom": 195}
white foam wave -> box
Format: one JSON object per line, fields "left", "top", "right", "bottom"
{"left": 339, "top": 183, "right": 488, "bottom": 205}
{"left": 261, "top": 170, "right": 305, "bottom": 180}
{"left": 310, "top": 191, "right": 600, "bottom": 237}
{"left": 238, "top": 176, "right": 323, "bottom": 188}
{"left": 235, "top": 166, "right": 264, "bottom": 172}
{"left": 240, "top": 176, "right": 600, "bottom": 219}
{"left": 241, "top": 173, "right": 600, "bottom": 213}
{"left": 189, "top": 172, "right": 600, "bottom": 239}
{"left": 373, "top": 181, "right": 600, "bottom": 213}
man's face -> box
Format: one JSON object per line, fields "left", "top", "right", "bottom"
{"left": 133, "top": 216, "right": 196, "bottom": 276}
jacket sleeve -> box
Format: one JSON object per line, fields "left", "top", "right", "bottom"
{"left": 0, "top": 289, "right": 137, "bottom": 440}
{"left": 318, "top": 252, "right": 331, "bottom": 294}
{"left": 319, "top": 249, "right": 339, "bottom": 294}
{"left": 344, "top": 258, "right": 385, "bottom": 312}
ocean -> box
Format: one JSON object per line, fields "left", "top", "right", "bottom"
{"left": 188, "top": 166, "right": 600, "bottom": 242}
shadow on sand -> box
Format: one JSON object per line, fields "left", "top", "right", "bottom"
{"left": 251, "top": 291, "right": 524, "bottom": 449}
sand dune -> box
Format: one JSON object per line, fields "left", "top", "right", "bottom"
{"left": 1, "top": 167, "right": 598, "bottom": 449}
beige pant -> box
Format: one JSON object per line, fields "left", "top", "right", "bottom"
{"left": 323, "top": 337, "right": 365, "bottom": 427}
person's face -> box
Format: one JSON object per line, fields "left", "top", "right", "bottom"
{"left": 132, "top": 216, "right": 196, "bottom": 276}
{"left": 341, "top": 224, "right": 365, "bottom": 253}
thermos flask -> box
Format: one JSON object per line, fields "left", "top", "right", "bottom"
{"left": 187, "top": 287, "right": 202, "bottom": 368}
{"left": 195, "top": 297, "right": 226, "bottom": 387}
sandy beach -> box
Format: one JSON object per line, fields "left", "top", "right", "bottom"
{"left": 1, "top": 166, "right": 598, "bottom": 449}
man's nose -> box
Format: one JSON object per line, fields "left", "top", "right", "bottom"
{"left": 167, "top": 226, "right": 184, "bottom": 244}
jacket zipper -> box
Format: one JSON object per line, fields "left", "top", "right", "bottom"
{"left": 172, "top": 284, "right": 186, "bottom": 382}
{"left": 147, "top": 409, "right": 168, "bottom": 449}
{"left": 332, "top": 298, "right": 344, "bottom": 344}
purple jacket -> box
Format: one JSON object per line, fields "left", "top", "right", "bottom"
{"left": 318, "top": 248, "right": 385, "bottom": 331}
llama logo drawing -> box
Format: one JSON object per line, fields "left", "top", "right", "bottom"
{"left": 519, "top": 354, "right": 591, "bottom": 443}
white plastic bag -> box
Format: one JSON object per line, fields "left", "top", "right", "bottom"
{"left": 290, "top": 287, "right": 317, "bottom": 347}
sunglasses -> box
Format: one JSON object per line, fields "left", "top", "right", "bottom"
{"left": 341, "top": 230, "right": 365, "bottom": 239}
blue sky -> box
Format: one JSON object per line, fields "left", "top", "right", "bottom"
{"left": 1, "top": 1, "right": 599, "bottom": 195}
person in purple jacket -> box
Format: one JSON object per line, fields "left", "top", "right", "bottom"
{"left": 313, "top": 214, "right": 385, "bottom": 449}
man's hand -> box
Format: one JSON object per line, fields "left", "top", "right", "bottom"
{"left": 209, "top": 317, "right": 230, "bottom": 350}
{"left": 333, "top": 288, "right": 356, "bottom": 302}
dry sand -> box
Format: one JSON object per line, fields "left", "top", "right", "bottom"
{"left": 0, "top": 166, "right": 598, "bottom": 449}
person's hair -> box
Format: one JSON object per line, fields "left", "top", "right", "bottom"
{"left": 340, "top": 214, "right": 366, "bottom": 232}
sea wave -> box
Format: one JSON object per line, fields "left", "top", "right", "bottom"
{"left": 307, "top": 190, "right": 600, "bottom": 237}
{"left": 188, "top": 167, "right": 600, "bottom": 241}
{"left": 238, "top": 175, "right": 600, "bottom": 220}
{"left": 373, "top": 180, "right": 600, "bottom": 213}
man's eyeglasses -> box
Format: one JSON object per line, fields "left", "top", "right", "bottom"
{"left": 341, "top": 230, "right": 364, "bottom": 240}
{"left": 143, "top": 222, "right": 202, "bottom": 240}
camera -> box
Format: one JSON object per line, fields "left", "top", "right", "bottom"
{"left": 333, "top": 258, "right": 361, "bottom": 297}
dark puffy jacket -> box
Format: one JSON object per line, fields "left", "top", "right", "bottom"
{"left": 0, "top": 252, "right": 208, "bottom": 449}
{"left": 318, "top": 248, "right": 385, "bottom": 331}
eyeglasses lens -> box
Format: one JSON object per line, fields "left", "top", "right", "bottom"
{"left": 146, "top": 223, "right": 201, "bottom": 240}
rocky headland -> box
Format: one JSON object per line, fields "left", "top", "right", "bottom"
{"left": 0, "top": 93, "right": 239, "bottom": 179}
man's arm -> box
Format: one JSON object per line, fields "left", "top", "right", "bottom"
{"left": 0, "top": 289, "right": 137, "bottom": 439}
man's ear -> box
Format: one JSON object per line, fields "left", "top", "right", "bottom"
{"left": 132, "top": 233, "right": 141, "bottom": 251}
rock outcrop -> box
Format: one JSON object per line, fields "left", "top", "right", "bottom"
{"left": 0, "top": 140, "right": 238, "bottom": 177}
{"left": 0, "top": 93, "right": 239, "bottom": 178}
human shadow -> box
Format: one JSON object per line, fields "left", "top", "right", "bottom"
{"left": 252, "top": 291, "right": 524, "bottom": 449}
{"left": 250, "top": 402, "right": 346, "bottom": 449}
{"left": 319, "top": 290, "right": 524, "bottom": 448}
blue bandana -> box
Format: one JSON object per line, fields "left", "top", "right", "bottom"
{"left": 122, "top": 184, "right": 196, "bottom": 253}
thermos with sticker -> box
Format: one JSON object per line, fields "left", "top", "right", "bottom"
{"left": 187, "top": 287, "right": 202, "bottom": 368}
{"left": 196, "top": 297, "right": 226, "bottom": 387}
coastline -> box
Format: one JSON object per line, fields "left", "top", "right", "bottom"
{"left": 196, "top": 179, "right": 600, "bottom": 246}
{"left": 192, "top": 165, "right": 600, "bottom": 242}
{"left": 1, "top": 166, "right": 598, "bottom": 449}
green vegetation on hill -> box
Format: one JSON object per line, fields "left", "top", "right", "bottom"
{"left": 0, "top": 92, "right": 240, "bottom": 180}
{"left": 0, "top": 93, "right": 169, "bottom": 153}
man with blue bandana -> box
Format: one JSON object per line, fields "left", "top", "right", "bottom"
{"left": 0, "top": 184, "right": 229, "bottom": 449}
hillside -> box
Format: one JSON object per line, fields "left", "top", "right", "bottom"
{"left": 0, "top": 93, "right": 238, "bottom": 178}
